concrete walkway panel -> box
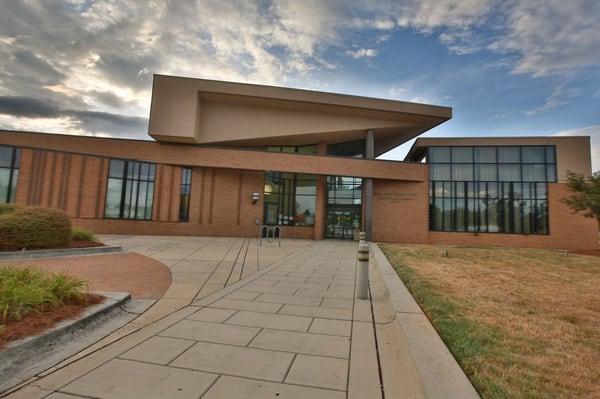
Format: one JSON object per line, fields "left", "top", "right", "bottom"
{"left": 202, "top": 375, "right": 346, "bottom": 399}
{"left": 250, "top": 329, "right": 350, "bottom": 358}
{"left": 225, "top": 310, "right": 312, "bottom": 332}
{"left": 60, "top": 358, "right": 217, "bottom": 399}
{"left": 159, "top": 319, "right": 259, "bottom": 346}
{"left": 170, "top": 341, "right": 294, "bottom": 381}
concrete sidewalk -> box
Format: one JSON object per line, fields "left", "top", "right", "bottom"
{"left": 5, "top": 240, "right": 382, "bottom": 399}
{"left": 98, "top": 235, "right": 314, "bottom": 325}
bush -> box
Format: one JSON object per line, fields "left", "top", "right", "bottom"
{"left": 0, "top": 266, "right": 88, "bottom": 322}
{"left": 71, "top": 228, "right": 96, "bottom": 242}
{"left": 0, "top": 204, "right": 16, "bottom": 215}
{"left": 0, "top": 205, "right": 72, "bottom": 251}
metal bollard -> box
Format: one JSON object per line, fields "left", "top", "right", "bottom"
{"left": 357, "top": 241, "right": 369, "bottom": 300}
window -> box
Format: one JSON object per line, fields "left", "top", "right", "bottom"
{"left": 427, "top": 145, "right": 556, "bottom": 235}
{"left": 179, "top": 167, "right": 192, "bottom": 222}
{"left": 263, "top": 171, "right": 316, "bottom": 226}
{"left": 266, "top": 145, "right": 317, "bottom": 155}
{"left": 327, "top": 140, "right": 365, "bottom": 158}
{"left": 427, "top": 145, "right": 557, "bottom": 183}
{"left": 430, "top": 181, "right": 548, "bottom": 234}
{"left": 104, "top": 159, "right": 156, "bottom": 220}
{"left": 0, "top": 146, "right": 20, "bottom": 203}
{"left": 327, "top": 176, "right": 362, "bottom": 205}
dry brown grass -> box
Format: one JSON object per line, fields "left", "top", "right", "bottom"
{"left": 381, "top": 244, "right": 600, "bottom": 399}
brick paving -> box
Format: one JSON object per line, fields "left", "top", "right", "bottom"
{"left": 5, "top": 239, "right": 382, "bottom": 399}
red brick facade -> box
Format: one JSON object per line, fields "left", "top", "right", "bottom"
{"left": 3, "top": 131, "right": 598, "bottom": 250}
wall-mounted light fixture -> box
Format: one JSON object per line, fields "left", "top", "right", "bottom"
{"left": 251, "top": 192, "right": 261, "bottom": 204}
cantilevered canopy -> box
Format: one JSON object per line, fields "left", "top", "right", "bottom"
{"left": 148, "top": 75, "right": 452, "bottom": 156}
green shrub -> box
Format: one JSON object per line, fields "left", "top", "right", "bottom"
{"left": 0, "top": 205, "right": 72, "bottom": 251}
{"left": 71, "top": 228, "right": 96, "bottom": 242}
{"left": 0, "top": 266, "right": 88, "bottom": 322}
{"left": 0, "top": 204, "right": 16, "bottom": 215}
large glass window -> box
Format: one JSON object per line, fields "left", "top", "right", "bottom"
{"left": 0, "top": 146, "right": 20, "bottom": 203}
{"left": 427, "top": 145, "right": 556, "bottom": 235}
{"left": 263, "top": 171, "right": 316, "bottom": 226}
{"left": 327, "top": 140, "right": 365, "bottom": 158}
{"left": 430, "top": 181, "right": 548, "bottom": 234}
{"left": 104, "top": 159, "right": 156, "bottom": 220}
{"left": 179, "top": 167, "right": 192, "bottom": 222}
{"left": 327, "top": 176, "right": 362, "bottom": 205}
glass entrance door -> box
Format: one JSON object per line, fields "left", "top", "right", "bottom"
{"left": 325, "top": 207, "right": 361, "bottom": 239}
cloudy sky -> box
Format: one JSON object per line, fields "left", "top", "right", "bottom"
{"left": 0, "top": 1, "right": 599, "bottom": 167}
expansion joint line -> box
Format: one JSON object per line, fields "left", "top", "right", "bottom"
{"left": 368, "top": 283, "right": 386, "bottom": 399}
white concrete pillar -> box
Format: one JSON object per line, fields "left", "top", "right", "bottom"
{"left": 357, "top": 238, "right": 369, "bottom": 299}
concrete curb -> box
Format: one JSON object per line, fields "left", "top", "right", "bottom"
{"left": 0, "top": 291, "right": 130, "bottom": 388}
{"left": 0, "top": 246, "right": 123, "bottom": 261}
{"left": 370, "top": 243, "right": 480, "bottom": 399}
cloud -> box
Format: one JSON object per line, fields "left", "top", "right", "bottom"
{"left": 346, "top": 48, "right": 378, "bottom": 59}
{"left": 379, "top": 0, "right": 600, "bottom": 76}
{"left": 489, "top": 0, "right": 600, "bottom": 76}
{"left": 0, "top": 0, "right": 597, "bottom": 140}
{"left": 0, "top": 96, "right": 147, "bottom": 137}
{"left": 554, "top": 125, "right": 600, "bottom": 171}
{"left": 525, "top": 82, "right": 582, "bottom": 116}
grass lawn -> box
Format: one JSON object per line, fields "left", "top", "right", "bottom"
{"left": 0, "top": 266, "right": 100, "bottom": 348}
{"left": 380, "top": 244, "right": 600, "bottom": 399}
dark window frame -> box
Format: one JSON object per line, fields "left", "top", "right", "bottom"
{"left": 104, "top": 159, "right": 156, "bottom": 220}
{"left": 429, "top": 181, "right": 549, "bottom": 235}
{"left": 426, "top": 145, "right": 557, "bottom": 183}
{"left": 0, "top": 145, "right": 20, "bottom": 204}
{"left": 179, "top": 167, "right": 192, "bottom": 222}
{"left": 263, "top": 171, "right": 316, "bottom": 226}
{"left": 426, "top": 145, "right": 555, "bottom": 235}
{"left": 326, "top": 176, "right": 362, "bottom": 206}
{"left": 266, "top": 144, "right": 318, "bottom": 155}
{"left": 327, "top": 140, "right": 366, "bottom": 158}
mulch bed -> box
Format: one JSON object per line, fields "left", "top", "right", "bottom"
{"left": 0, "top": 294, "right": 104, "bottom": 349}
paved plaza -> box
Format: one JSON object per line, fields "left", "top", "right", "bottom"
{"left": 98, "top": 235, "right": 314, "bottom": 324}
{"left": 7, "top": 238, "right": 382, "bottom": 399}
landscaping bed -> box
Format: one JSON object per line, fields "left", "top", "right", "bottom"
{"left": 59, "top": 239, "right": 105, "bottom": 249}
{"left": 0, "top": 204, "right": 104, "bottom": 252}
{"left": 380, "top": 244, "right": 600, "bottom": 399}
{"left": 0, "top": 266, "right": 102, "bottom": 349}
{"left": 0, "top": 294, "right": 103, "bottom": 349}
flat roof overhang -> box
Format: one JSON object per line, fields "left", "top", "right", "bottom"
{"left": 148, "top": 75, "right": 452, "bottom": 157}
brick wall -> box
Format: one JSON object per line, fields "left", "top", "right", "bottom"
{"left": 372, "top": 178, "right": 599, "bottom": 250}
{"left": 13, "top": 148, "right": 269, "bottom": 238}
{"left": 12, "top": 145, "right": 597, "bottom": 249}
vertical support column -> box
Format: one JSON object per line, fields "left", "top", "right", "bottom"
{"left": 314, "top": 141, "right": 328, "bottom": 240}
{"left": 364, "top": 129, "right": 374, "bottom": 241}
{"left": 314, "top": 175, "right": 326, "bottom": 240}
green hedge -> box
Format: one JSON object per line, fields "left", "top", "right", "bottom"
{"left": 0, "top": 205, "right": 72, "bottom": 251}
{"left": 71, "top": 228, "right": 96, "bottom": 241}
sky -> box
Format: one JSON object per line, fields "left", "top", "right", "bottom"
{"left": 0, "top": 1, "right": 599, "bottom": 168}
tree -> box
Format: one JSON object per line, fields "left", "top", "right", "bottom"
{"left": 561, "top": 171, "right": 600, "bottom": 227}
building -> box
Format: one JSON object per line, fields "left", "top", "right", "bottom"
{"left": 0, "top": 75, "right": 597, "bottom": 250}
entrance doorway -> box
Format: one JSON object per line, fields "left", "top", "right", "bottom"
{"left": 325, "top": 207, "right": 361, "bottom": 239}
{"left": 325, "top": 176, "right": 362, "bottom": 239}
